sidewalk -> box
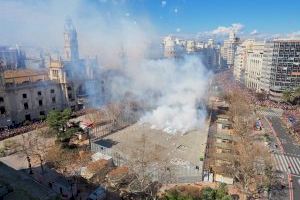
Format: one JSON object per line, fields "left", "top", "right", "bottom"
{"left": 0, "top": 162, "right": 56, "bottom": 200}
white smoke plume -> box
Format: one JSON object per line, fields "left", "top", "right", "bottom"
{"left": 139, "top": 57, "right": 209, "bottom": 134}
{"left": 109, "top": 56, "right": 211, "bottom": 134}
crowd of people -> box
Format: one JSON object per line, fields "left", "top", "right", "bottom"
{"left": 0, "top": 108, "right": 98, "bottom": 140}
{"left": 214, "top": 70, "right": 300, "bottom": 136}
{"left": 0, "top": 121, "right": 46, "bottom": 140}
{"left": 214, "top": 70, "right": 299, "bottom": 114}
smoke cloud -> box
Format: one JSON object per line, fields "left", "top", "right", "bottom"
{"left": 139, "top": 56, "right": 210, "bottom": 134}
{"left": 107, "top": 56, "right": 211, "bottom": 134}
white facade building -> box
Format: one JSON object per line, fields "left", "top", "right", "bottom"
{"left": 163, "top": 36, "right": 179, "bottom": 58}
{"left": 221, "top": 31, "right": 241, "bottom": 68}
{"left": 244, "top": 41, "right": 265, "bottom": 91}
{"left": 233, "top": 39, "right": 254, "bottom": 82}
{"left": 186, "top": 40, "right": 196, "bottom": 53}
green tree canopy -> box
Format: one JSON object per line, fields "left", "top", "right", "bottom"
{"left": 282, "top": 87, "right": 300, "bottom": 105}
{"left": 46, "top": 108, "right": 72, "bottom": 138}
{"left": 201, "top": 187, "right": 216, "bottom": 200}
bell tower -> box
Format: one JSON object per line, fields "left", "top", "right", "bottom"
{"left": 64, "top": 17, "right": 79, "bottom": 62}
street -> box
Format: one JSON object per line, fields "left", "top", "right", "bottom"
{"left": 292, "top": 175, "right": 300, "bottom": 200}
{"left": 267, "top": 115, "right": 300, "bottom": 200}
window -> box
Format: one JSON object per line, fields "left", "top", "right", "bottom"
{"left": 67, "top": 86, "right": 72, "bottom": 91}
{"left": 52, "top": 70, "right": 59, "bottom": 77}
{"left": 50, "top": 89, "right": 55, "bottom": 94}
{"left": 0, "top": 106, "right": 6, "bottom": 114}
{"left": 0, "top": 97, "right": 3, "bottom": 102}
{"left": 25, "top": 114, "right": 31, "bottom": 121}
{"left": 40, "top": 111, "right": 45, "bottom": 116}
{"left": 68, "top": 94, "right": 72, "bottom": 99}
{"left": 24, "top": 103, "right": 29, "bottom": 110}
{"left": 52, "top": 97, "right": 56, "bottom": 103}
{"left": 23, "top": 93, "right": 27, "bottom": 98}
{"left": 37, "top": 91, "right": 42, "bottom": 96}
{"left": 39, "top": 100, "right": 43, "bottom": 106}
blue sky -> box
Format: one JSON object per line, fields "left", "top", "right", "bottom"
{"left": 91, "top": 0, "right": 300, "bottom": 35}
{"left": 0, "top": 0, "right": 299, "bottom": 49}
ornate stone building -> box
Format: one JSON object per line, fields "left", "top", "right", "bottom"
{"left": 0, "top": 18, "right": 98, "bottom": 128}
{"left": 0, "top": 69, "right": 65, "bottom": 126}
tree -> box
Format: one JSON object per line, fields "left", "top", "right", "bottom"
{"left": 44, "top": 145, "right": 78, "bottom": 174}
{"left": 230, "top": 138, "right": 275, "bottom": 198}
{"left": 226, "top": 91, "right": 253, "bottom": 137}
{"left": 125, "top": 133, "right": 161, "bottom": 199}
{"left": 46, "top": 110, "right": 62, "bottom": 132}
{"left": 20, "top": 133, "right": 34, "bottom": 174}
{"left": 294, "top": 87, "right": 300, "bottom": 104}
{"left": 282, "top": 89, "right": 294, "bottom": 104}
{"left": 164, "top": 189, "right": 194, "bottom": 200}
{"left": 1, "top": 139, "right": 19, "bottom": 156}
{"left": 30, "top": 129, "right": 53, "bottom": 173}
{"left": 223, "top": 88, "right": 277, "bottom": 198}
{"left": 215, "top": 183, "right": 229, "bottom": 200}
{"left": 46, "top": 108, "right": 71, "bottom": 133}
{"left": 46, "top": 108, "right": 74, "bottom": 141}
{"left": 282, "top": 87, "right": 300, "bottom": 105}
{"left": 201, "top": 187, "right": 216, "bottom": 200}
{"left": 220, "top": 196, "right": 233, "bottom": 200}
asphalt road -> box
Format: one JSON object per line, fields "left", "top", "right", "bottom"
{"left": 268, "top": 116, "right": 300, "bottom": 156}
{"left": 268, "top": 116, "right": 300, "bottom": 200}
{"left": 292, "top": 175, "right": 300, "bottom": 200}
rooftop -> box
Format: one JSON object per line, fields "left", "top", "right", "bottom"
{"left": 107, "top": 166, "right": 129, "bottom": 178}
{"left": 3, "top": 69, "right": 48, "bottom": 79}
{"left": 94, "top": 122, "right": 209, "bottom": 167}
{"left": 86, "top": 159, "right": 109, "bottom": 173}
{"left": 3, "top": 69, "right": 49, "bottom": 85}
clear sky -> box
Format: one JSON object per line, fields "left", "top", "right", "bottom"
{"left": 0, "top": 0, "right": 299, "bottom": 49}
{"left": 91, "top": 0, "right": 300, "bottom": 35}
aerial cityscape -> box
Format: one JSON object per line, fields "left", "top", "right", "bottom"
{"left": 0, "top": 0, "right": 299, "bottom": 200}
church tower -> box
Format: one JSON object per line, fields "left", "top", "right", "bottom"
{"left": 64, "top": 17, "right": 79, "bottom": 62}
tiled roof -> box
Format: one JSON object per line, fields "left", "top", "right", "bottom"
{"left": 4, "top": 69, "right": 48, "bottom": 79}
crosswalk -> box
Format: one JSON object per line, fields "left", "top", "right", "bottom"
{"left": 257, "top": 110, "right": 282, "bottom": 117}
{"left": 272, "top": 153, "right": 300, "bottom": 175}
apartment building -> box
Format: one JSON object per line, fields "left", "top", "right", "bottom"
{"left": 0, "top": 46, "right": 26, "bottom": 70}
{"left": 244, "top": 41, "right": 265, "bottom": 92}
{"left": 233, "top": 39, "right": 254, "bottom": 82}
{"left": 163, "top": 36, "right": 178, "bottom": 58}
{"left": 261, "top": 39, "right": 300, "bottom": 101}
{"left": 221, "top": 31, "right": 241, "bottom": 68}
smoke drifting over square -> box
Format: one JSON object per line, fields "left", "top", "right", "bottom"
{"left": 0, "top": 0, "right": 211, "bottom": 134}
{"left": 106, "top": 55, "right": 211, "bottom": 134}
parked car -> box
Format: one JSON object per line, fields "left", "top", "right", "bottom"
{"left": 87, "top": 187, "right": 106, "bottom": 200}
